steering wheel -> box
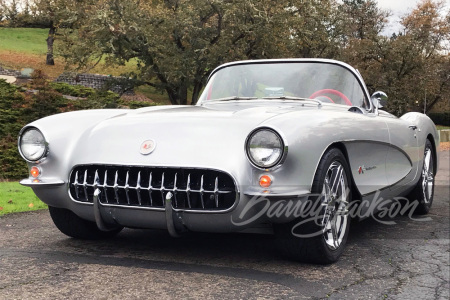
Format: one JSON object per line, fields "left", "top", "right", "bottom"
{"left": 309, "top": 89, "right": 352, "bottom": 106}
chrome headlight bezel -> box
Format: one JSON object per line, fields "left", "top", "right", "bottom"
{"left": 18, "top": 127, "right": 49, "bottom": 163}
{"left": 245, "top": 127, "right": 288, "bottom": 170}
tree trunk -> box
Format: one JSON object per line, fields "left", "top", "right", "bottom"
{"left": 166, "top": 88, "right": 179, "bottom": 105}
{"left": 165, "top": 85, "right": 188, "bottom": 105}
{"left": 191, "top": 81, "right": 203, "bottom": 105}
{"left": 178, "top": 85, "right": 188, "bottom": 105}
{"left": 46, "top": 21, "right": 56, "bottom": 66}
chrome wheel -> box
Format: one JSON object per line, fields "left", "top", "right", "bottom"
{"left": 274, "top": 148, "right": 351, "bottom": 263}
{"left": 320, "top": 161, "right": 350, "bottom": 250}
{"left": 408, "top": 139, "right": 435, "bottom": 215}
{"left": 421, "top": 147, "right": 434, "bottom": 204}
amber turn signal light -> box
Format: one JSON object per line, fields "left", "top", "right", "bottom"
{"left": 30, "top": 166, "right": 40, "bottom": 178}
{"left": 259, "top": 175, "right": 272, "bottom": 188}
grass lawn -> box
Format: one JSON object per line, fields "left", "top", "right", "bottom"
{"left": 0, "top": 181, "right": 47, "bottom": 216}
{"left": 0, "top": 27, "right": 172, "bottom": 103}
{"left": 0, "top": 27, "right": 49, "bottom": 55}
{"left": 436, "top": 125, "right": 450, "bottom": 130}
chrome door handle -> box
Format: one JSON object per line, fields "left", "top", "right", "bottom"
{"left": 409, "top": 125, "right": 418, "bottom": 130}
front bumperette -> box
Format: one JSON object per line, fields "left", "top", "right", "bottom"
{"left": 29, "top": 178, "right": 306, "bottom": 233}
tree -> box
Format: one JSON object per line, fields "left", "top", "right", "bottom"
{"left": 335, "top": 0, "right": 449, "bottom": 115}
{"left": 383, "top": 0, "right": 450, "bottom": 114}
{"left": 54, "top": 0, "right": 448, "bottom": 111}
{"left": 32, "top": 0, "right": 94, "bottom": 65}
{"left": 3, "top": 0, "right": 20, "bottom": 27}
{"left": 337, "top": 0, "right": 390, "bottom": 42}
{"left": 335, "top": 0, "right": 391, "bottom": 94}
{"left": 0, "top": 0, "right": 5, "bottom": 23}
{"left": 59, "top": 0, "right": 336, "bottom": 105}
{"left": 32, "top": 0, "right": 64, "bottom": 65}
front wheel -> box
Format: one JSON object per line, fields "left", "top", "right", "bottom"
{"left": 275, "top": 148, "right": 352, "bottom": 264}
{"left": 49, "top": 206, "right": 123, "bottom": 239}
{"left": 409, "top": 139, "right": 435, "bottom": 215}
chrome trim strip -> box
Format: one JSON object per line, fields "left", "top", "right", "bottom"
{"left": 20, "top": 178, "right": 65, "bottom": 187}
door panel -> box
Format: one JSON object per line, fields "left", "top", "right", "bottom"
{"left": 345, "top": 141, "right": 389, "bottom": 195}
{"left": 381, "top": 115, "right": 420, "bottom": 189}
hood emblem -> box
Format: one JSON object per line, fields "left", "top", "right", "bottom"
{"left": 140, "top": 140, "right": 156, "bottom": 155}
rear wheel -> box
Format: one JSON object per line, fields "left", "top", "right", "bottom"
{"left": 409, "top": 139, "right": 435, "bottom": 215}
{"left": 275, "top": 148, "right": 352, "bottom": 264}
{"left": 49, "top": 206, "right": 123, "bottom": 239}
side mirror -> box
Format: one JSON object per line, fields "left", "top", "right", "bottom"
{"left": 371, "top": 91, "right": 388, "bottom": 110}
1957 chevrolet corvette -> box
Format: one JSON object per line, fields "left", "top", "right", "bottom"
{"left": 18, "top": 59, "right": 438, "bottom": 263}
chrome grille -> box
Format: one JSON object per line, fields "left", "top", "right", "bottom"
{"left": 69, "top": 165, "right": 237, "bottom": 211}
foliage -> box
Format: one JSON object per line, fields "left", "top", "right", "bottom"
{"left": 1, "top": 0, "right": 448, "bottom": 112}
{"left": 49, "top": 81, "right": 154, "bottom": 109}
{"left": 0, "top": 73, "right": 155, "bottom": 180}
{"left": 53, "top": 0, "right": 450, "bottom": 111}
{"left": 429, "top": 112, "right": 450, "bottom": 126}
{"left": 58, "top": 0, "right": 342, "bottom": 105}
{"left": 0, "top": 79, "right": 28, "bottom": 179}
{"left": 49, "top": 82, "right": 96, "bottom": 97}
{"left": 0, "top": 0, "right": 41, "bottom": 28}
{"left": 337, "top": 0, "right": 449, "bottom": 116}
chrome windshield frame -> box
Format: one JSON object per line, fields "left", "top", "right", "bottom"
{"left": 197, "top": 59, "right": 373, "bottom": 112}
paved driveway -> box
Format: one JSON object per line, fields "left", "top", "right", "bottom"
{"left": 0, "top": 151, "right": 448, "bottom": 299}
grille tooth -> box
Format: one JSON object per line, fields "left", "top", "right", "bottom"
{"left": 114, "top": 171, "right": 119, "bottom": 204}
{"left": 93, "top": 170, "right": 99, "bottom": 189}
{"left": 104, "top": 170, "right": 109, "bottom": 204}
{"left": 214, "top": 177, "right": 219, "bottom": 208}
{"left": 83, "top": 170, "right": 88, "bottom": 201}
{"left": 136, "top": 171, "right": 142, "bottom": 205}
{"left": 160, "top": 172, "right": 165, "bottom": 195}
{"left": 199, "top": 175, "right": 205, "bottom": 209}
{"left": 148, "top": 172, "right": 153, "bottom": 206}
{"left": 69, "top": 165, "right": 237, "bottom": 211}
{"left": 173, "top": 173, "right": 178, "bottom": 208}
{"left": 125, "top": 171, "right": 131, "bottom": 205}
{"left": 74, "top": 171, "right": 79, "bottom": 199}
{"left": 186, "top": 174, "right": 192, "bottom": 208}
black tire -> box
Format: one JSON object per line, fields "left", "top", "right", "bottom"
{"left": 49, "top": 206, "right": 123, "bottom": 239}
{"left": 275, "top": 148, "right": 352, "bottom": 264}
{"left": 409, "top": 139, "right": 435, "bottom": 215}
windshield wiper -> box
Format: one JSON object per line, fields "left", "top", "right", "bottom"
{"left": 262, "top": 96, "right": 322, "bottom": 106}
{"left": 209, "top": 96, "right": 258, "bottom": 102}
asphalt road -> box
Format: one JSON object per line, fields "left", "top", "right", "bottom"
{"left": 1, "top": 151, "right": 448, "bottom": 300}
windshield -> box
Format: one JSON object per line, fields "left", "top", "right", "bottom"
{"left": 199, "top": 61, "right": 369, "bottom": 108}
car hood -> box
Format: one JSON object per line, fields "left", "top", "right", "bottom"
{"left": 72, "top": 104, "right": 290, "bottom": 163}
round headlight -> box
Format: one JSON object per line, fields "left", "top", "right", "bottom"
{"left": 246, "top": 128, "right": 285, "bottom": 169}
{"left": 19, "top": 128, "right": 48, "bottom": 162}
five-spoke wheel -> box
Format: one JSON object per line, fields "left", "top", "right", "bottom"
{"left": 409, "top": 139, "right": 435, "bottom": 215}
{"left": 275, "top": 148, "right": 351, "bottom": 264}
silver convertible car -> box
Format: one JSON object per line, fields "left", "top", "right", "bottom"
{"left": 19, "top": 59, "right": 438, "bottom": 264}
